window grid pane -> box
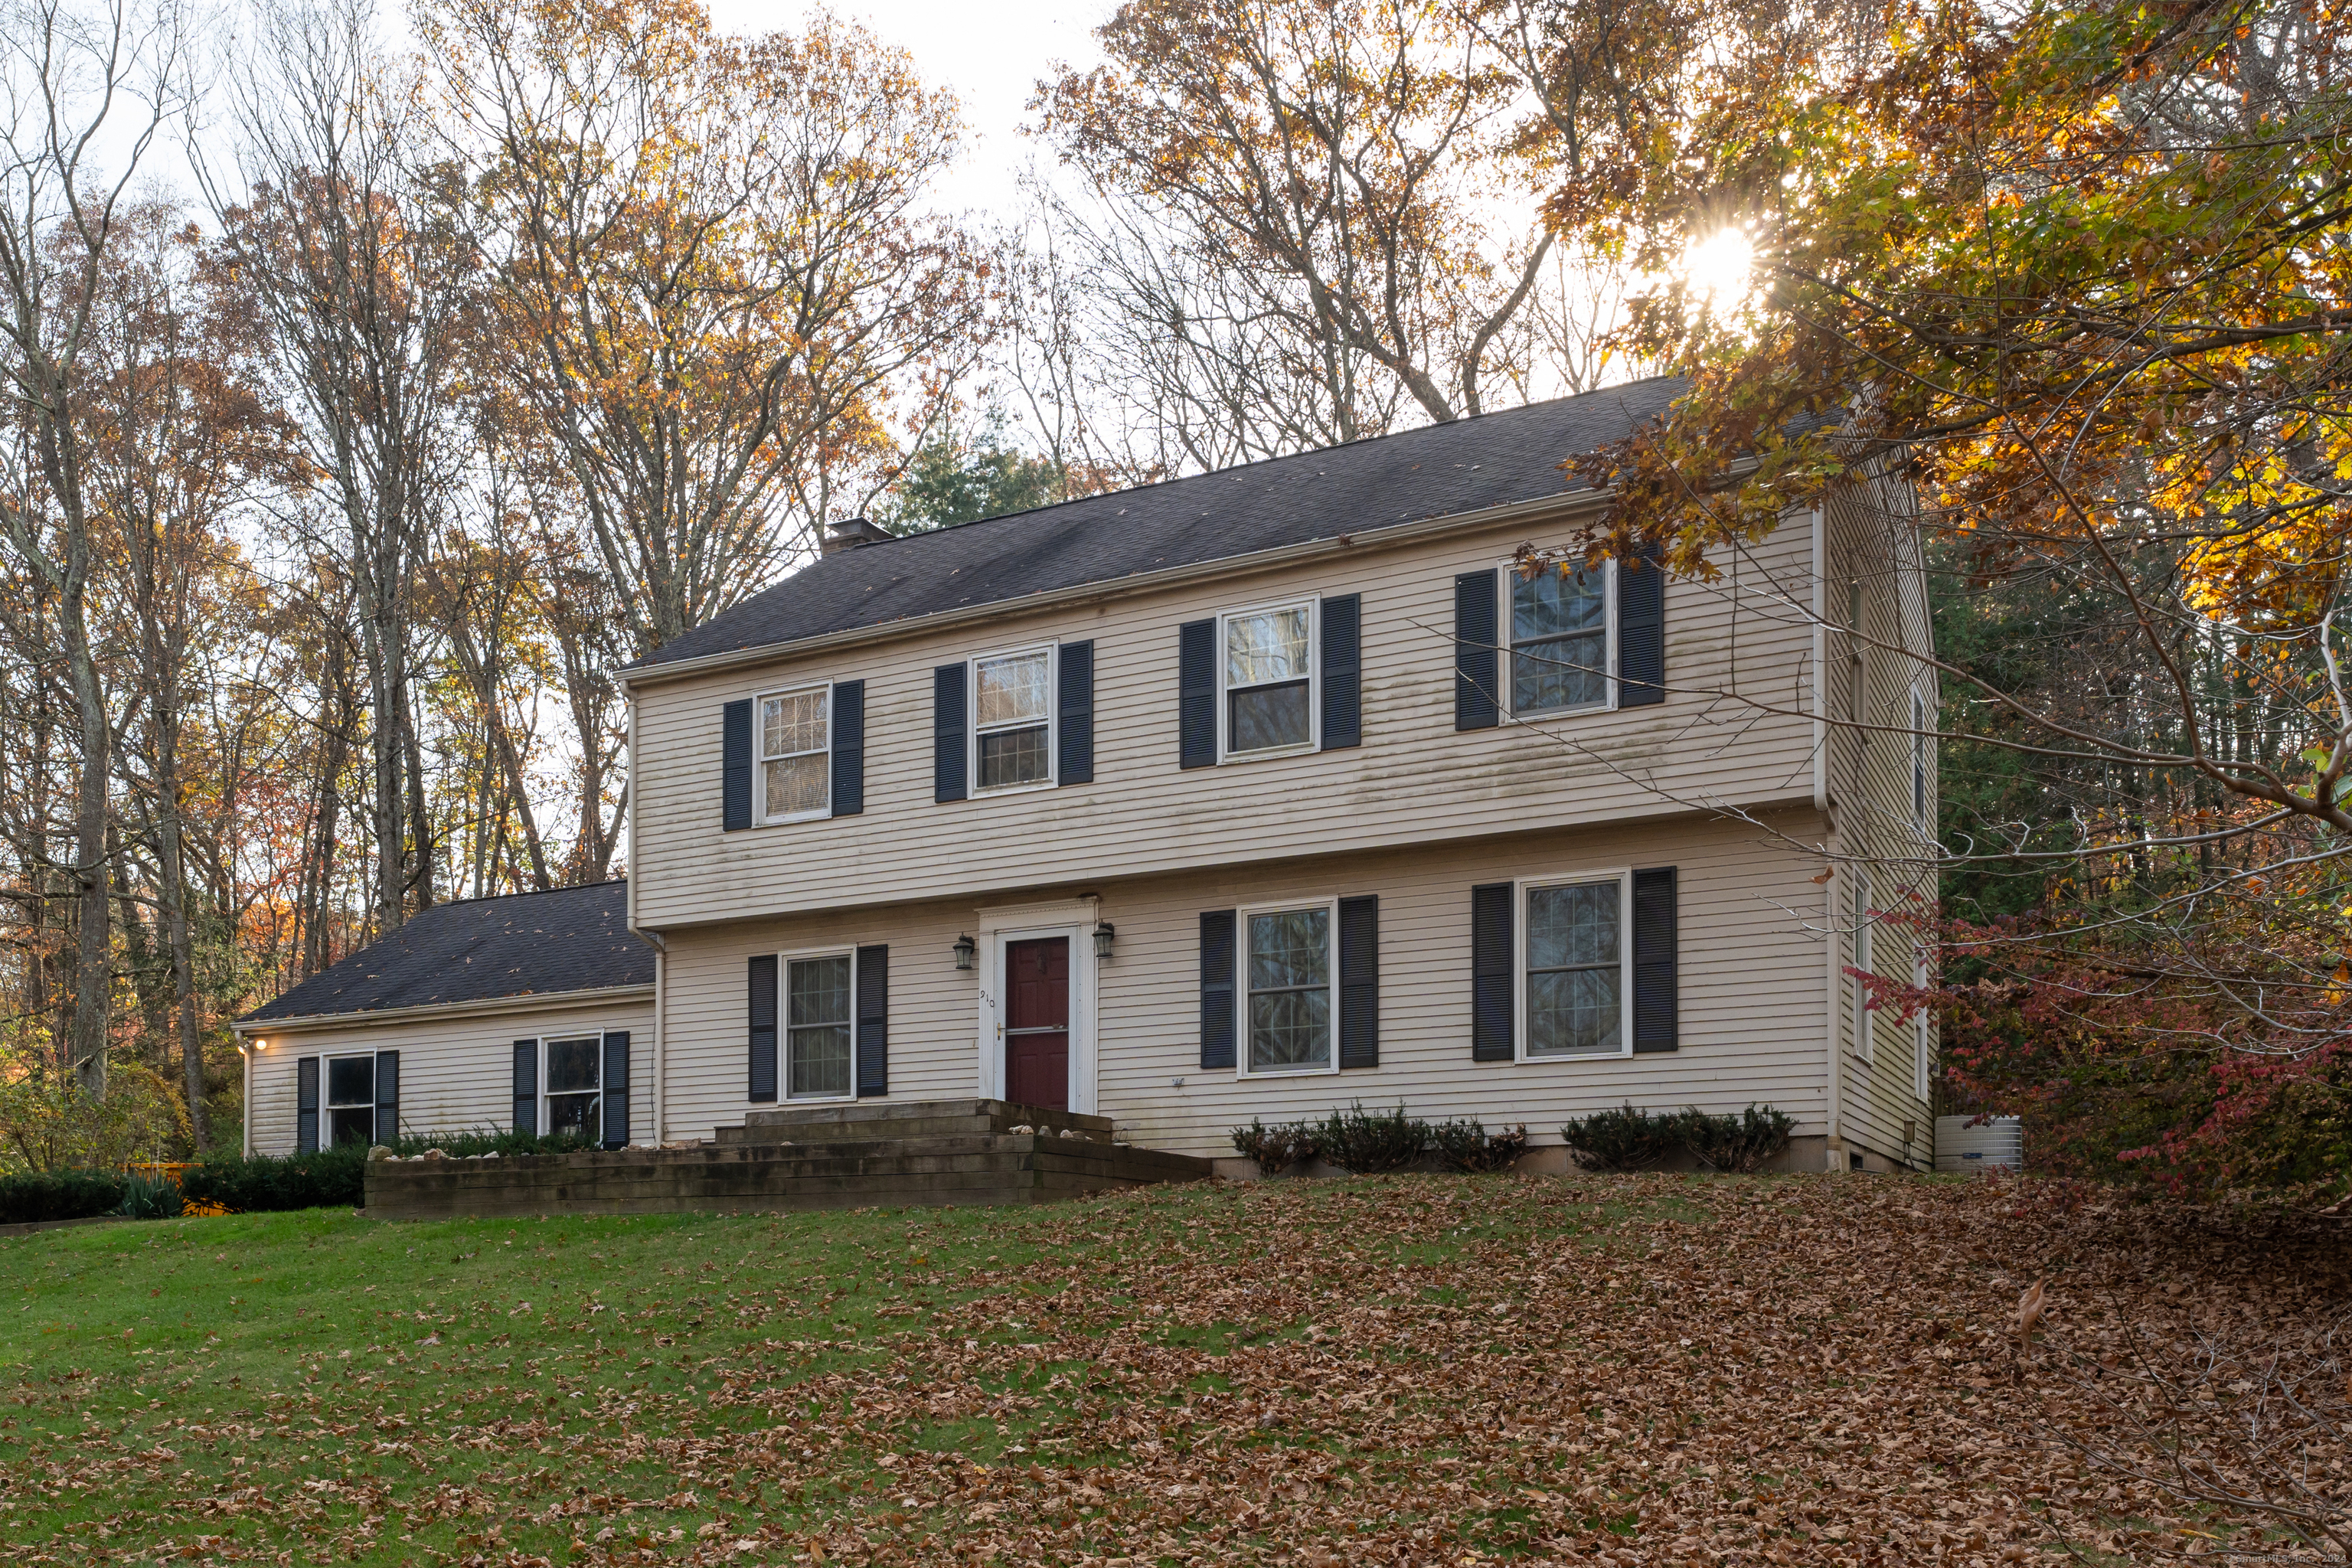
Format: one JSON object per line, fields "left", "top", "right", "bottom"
{"left": 975, "top": 652, "right": 1050, "bottom": 729}
{"left": 764, "top": 753, "right": 828, "bottom": 818}
{"left": 1525, "top": 882, "right": 1622, "bottom": 1057}
{"left": 760, "top": 689, "right": 827, "bottom": 761}
{"left": 1226, "top": 607, "right": 1310, "bottom": 688}
{"left": 1246, "top": 907, "right": 1331, "bottom": 1071}
{"left": 977, "top": 725, "right": 1050, "bottom": 789}
{"left": 325, "top": 1056, "right": 374, "bottom": 1107}
{"left": 546, "top": 1037, "right": 600, "bottom": 1095}
{"left": 1511, "top": 567, "right": 1609, "bottom": 714}
{"left": 786, "top": 955, "right": 854, "bottom": 1099}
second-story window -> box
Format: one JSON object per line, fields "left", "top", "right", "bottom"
{"left": 1509, "top": 565, "right": 1611, "bottom": 715}
{"left": 760, "top": 684, "right": 830, "bottom": 822}
{"left": 1222, "top": 599, "right": 1316, "bottom": 756}
{"left": 973, "top": 646, "right": 1054, "bottom": 790}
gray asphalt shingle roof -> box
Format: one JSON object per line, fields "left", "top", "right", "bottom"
{"left": 238, "top": 880, "right": 650, "bottom": 1024}
{"left": 629, "top": 377, "right": 1685, "bottom": 671}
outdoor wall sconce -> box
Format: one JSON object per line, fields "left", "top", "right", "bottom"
{"left": 952, "top": 933, "right": 977, "bottom": 972}
{"left": 1093, "top": 921, "right": 1116, "bottom": 959}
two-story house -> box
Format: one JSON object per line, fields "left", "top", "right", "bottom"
{"left": 234, "top": 377, "right": 1938, "bottom": 1174}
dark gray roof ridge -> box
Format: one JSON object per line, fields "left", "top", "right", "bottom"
{"left": 626, "top": 377, "right": 1687, "bottom": 673}
{"left": 237, "top": 878, "right": 651, "bottom": 1026}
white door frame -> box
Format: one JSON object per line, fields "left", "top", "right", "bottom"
{"left": 975, "top": 897, "right": 1100, "bottom": 1114}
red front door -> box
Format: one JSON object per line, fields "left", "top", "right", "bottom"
{"left": 1004, "top": 936, "right": 1070, "bottom": 1110}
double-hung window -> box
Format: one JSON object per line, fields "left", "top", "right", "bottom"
{"left": 1241, "top": 902, "right": 1334, "bottom": 1073}
{"left": 1221, "top": 599, "right": 1316, "bottom": 756}
{"left": 1851, "top": 867, "right": 1874, "bottom": 1060}
{"left": 1521, "top": 876, "right": 1628, "bottom": 1057}
{"left": 1913, "top": 950, "right": 1934, "bottom": 1099}
{"left": 786, "top": 951, "right": 855, "bottom": 1099}
{"left": 544, "top": 1035, "right": 603, "bottom": 1141}
{"left": 1507, "top": 564, "right": 1612, "bottom": 717}
{"left": 325, "top": 1054, "right": 378, "bottom": 1146}
{"left": 1912, "top": 685, "right": 1930, "bottom": 830}
{"left": 759, "top": 684, "right": 830, "bottom": 822}
{"left": 972, "top": 646, "right": 1054, "bottom": 791}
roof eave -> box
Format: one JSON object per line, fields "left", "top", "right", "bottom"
{"left": 231, "top": 982, "right": 657, "bottom": 1035}
{"left": 616, "top": 485, "right": 1619, "bottom": 691}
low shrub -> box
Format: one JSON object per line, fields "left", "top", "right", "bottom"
{"left": 1429, "top": 1118, "right": 1530, "bottom": 1173}
{"left": 0, "top": 1169, "right": 127, "bottom": 1225}
{"left": 115, "top": 1174, "right": 184, "bottom": 1220}
{"left": 1684, "top": 1104, "right": 1797, "bottom": 1173}
{"left": 1562, "top": 1103, "right": 1686, "bottom": 1171}
{"left": 1230, "top": 1118, "right": 1320, "bottom": 1176}
{"left": 1563, "top": 1102, "right": 1799, "bottom": 1172}
{"left": 178, "top": 1129, "right": 596, "bottom": 1214}
{"left": 1317, "top": 1102, "right": 1429, "bottom": 1174}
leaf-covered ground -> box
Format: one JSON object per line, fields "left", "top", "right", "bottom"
{"left": 0, "top": 1171, "right": 2344, "bottom": 1566}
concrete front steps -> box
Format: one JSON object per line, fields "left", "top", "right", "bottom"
{"left": 361, "top": 1098, "right": 1211, "bottom": 1220}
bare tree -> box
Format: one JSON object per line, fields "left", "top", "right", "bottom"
{"left": 0, "top": 0, "right": 191, "bottom": 1095}
{"left": 196, "top": 0, "right": 463, "bottom": 934}
{"left": 424, "top": 0, "right": 991, "bottom": 655}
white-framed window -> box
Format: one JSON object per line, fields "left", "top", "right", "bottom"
{"left": 970, "top": 644, "right": 1056, "bottom": 792}
{"left": 543, "top": 1034, "right": 604, "bottom": 1142}
{"left": 1220, "top": 598, "right": 1318, "bottom": 760}
{"left": 783, "top": 947, "right": 857, "bottom": 1101}
{"left": 1851, "top": 866, "right": 1874, "bottom": 1061}
{"left": 1504, "top": 561, "right": 1615, "bottom": 718}
{"left": 1236, "top": 899, "right": 1338, "bottom": 1075}
{"left": 1517, "top": 872, "right": 1632, "bottom": 1058}
{"left": 758, "top": 682, "right": 831, "bottom": 823}
{"left": 324, "top": 1054, "right": 379, "bottom": 1147}
{"left": 1912, "top": 684, "right": 1931, "bottom": 830}
{"left": 1913, "top": 949, "right": 1934, "bottom": 1100}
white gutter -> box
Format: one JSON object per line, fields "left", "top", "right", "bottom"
{"left": 612, "top": 488, "right": 1622, "bottom": 692}
{"left": 230, "top": 982, "right": 657, "bottom": 1036}
{"left": 1811, "top": 504, "right": 1828, "bottom": 813}
{"left": 636, "top": 927, "right": 669, "bottom": 1147}
{"left": 240, "top": 1038, "right": 253, "bottom": 1156}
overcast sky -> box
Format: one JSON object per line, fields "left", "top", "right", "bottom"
{"left": 717, "top": 0, "right": 1113, "bottom": 218}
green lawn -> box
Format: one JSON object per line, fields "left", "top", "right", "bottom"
{"left": 0, "top": 1173, "right": 2331, "bottom": 1566}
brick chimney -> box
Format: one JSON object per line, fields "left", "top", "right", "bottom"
{"left": 820, "top": 516, "right": 896, "bottom": 557}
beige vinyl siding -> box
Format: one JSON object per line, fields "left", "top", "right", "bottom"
{"left": 652, "top": 809, "right": 1830, "bottom": 1158}
{"left": 1820, "top": 475, "right": 1939, "bottom": 1167}
{"left": 243, "top": 995, "right": 655, "bottom": 1157}
{"left": 627, "top": 509, "right": 1825, "bottom": 930}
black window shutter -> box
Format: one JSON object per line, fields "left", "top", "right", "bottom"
{"left": 1321, "top": 594, "right": 1362, "bottom": 750}
{"left": 723, "top": 698, "right": 753, "bottom": 830}
{"left": 830, "top": 680, "right": 864, "bottom": 816}
{"left": 1199, "top": 910, "right": 1236, "bottom": 1070}
{"left": 1057, "top": 641, "right": 1095, "bottom": 785}
{"left": 296, "top": 1055, "right": 319, "bottom": 1154}
{"left": 1455, "top": 572, "right": 1500, "bottom": 730}
{"left": 1178, "top": 619, "right": 1217, "bottom": 768}
{"left": 1619, "top": 545, "right": 1666, "bottom": 707}
{"left": 602, "top": 1031, "right": 632, "bottom": 1148}
{"left": 1338, "top": 893, "right": 1379, "bottom": 1067}
{"left": 856, "top": 945, "right": 889, "bottom": 1097}
{"left": 749, "top": 953, "right": 779, "bottom": 1102}
{"left": 1471, "top": 882, "right": 1514, "bottom": 1060}
{"left": 373, "top": 1050, "right": 399, "bottom": 1147}
{"left": 933, "top": 664, "right": 968, "bottom": 802}
{"left": 511, "top": 1040, "right": 538, "bottom": 1135}
{"left": 1632, "top": 867, "right": 1679, "bottom": 1051}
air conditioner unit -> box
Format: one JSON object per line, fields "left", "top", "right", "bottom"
{"left": 1934, "top": 1115, "right": 2023, "bottom": 1172}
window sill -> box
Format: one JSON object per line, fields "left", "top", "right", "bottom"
{"left": 969, "top": 779, "right": 1057, "bottom": 799}
{"left": 1517, "top": 1047, "right": 1633, "bottom": 1063}
{"left": 1504, "top": 701, "right": 1616, "bottom": 724}
{"left": 781, "top": 1090, "right": 859, "bottom": 1106}
{"left": 1218, "top": 742, "right": 1319, "bottom": 765}
{"left": 1237, "top": 1062, "right": 1340, "bottom": 1079}
{"left": 755, "top": 809, "right": 833, "bottom": 828}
